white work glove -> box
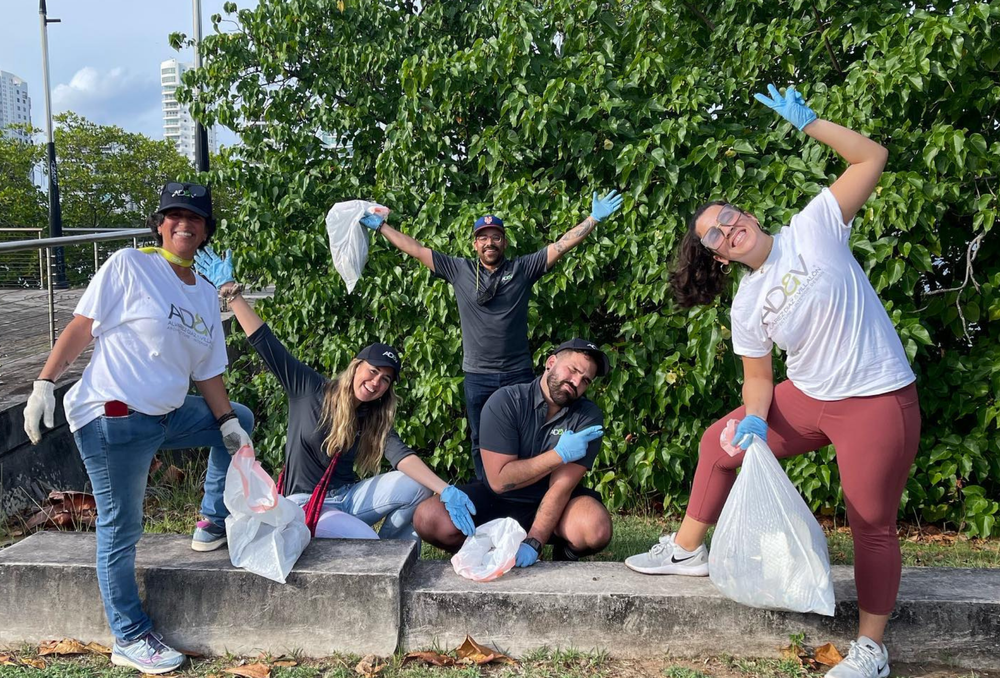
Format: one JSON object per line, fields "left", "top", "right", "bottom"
{"left": 24, "top": 380, "right": 56, "bottom": 445}
{"left": 220, "top": 417, "right": 252, "bottom": 455}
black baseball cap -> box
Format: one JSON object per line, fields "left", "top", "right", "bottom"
{"left": 551, "top": 338, "right": 610, "bottom": 377}
{"left": 356, "top": 342, "right": 402, "bottom": 380}
{"left": 157, "top": 182, "right": 213, "bottom": 221}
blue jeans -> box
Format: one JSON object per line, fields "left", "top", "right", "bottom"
{"left": 463, "top": 368, "right": 535, "bottom": 481}
{"left": 324, "top": 471, "right": 432, "bottom": 542}
{"left": 72, "top": 395, "right": 254, "bottom": 642}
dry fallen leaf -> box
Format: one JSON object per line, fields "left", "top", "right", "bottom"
{"left": 84, "top": 641, "right": 112, "bottom": 655}
{"left": 779, "top": 645, "right": 804, "bottom": 666}
{"left": 0, "top": 654, "right": 16, "bottom": 666}
{"left": 273, "top": 660, "right": 298, "bottom": 667}
{"left": 38, "top": 638, "right": 91, "bottom": 656}
{"left": 455, "top": 634, "right": 514, "bottom": 665}
{"left": 404, "top": 651, "right": 456, "bottom": 667}
{"left": 163, "top": 465, "right": 186, "bottom": 485}
{"left": 814, "top": 642, "right": 844, "bottom": 667}
{"left": 223, "top": 663, "right": 271, "bottom": 678}
{"left": 20, "top": 658, "right": 47, "bottom": 669}
{"left": 355, "top": 654, "right": 385, "bottom": 677}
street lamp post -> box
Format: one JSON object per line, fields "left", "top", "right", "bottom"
{"left": 38, "top": 0, "right": 66, "bottom": 287}
{"left": 192, "top": 0, "right": 210, "bottom": 172}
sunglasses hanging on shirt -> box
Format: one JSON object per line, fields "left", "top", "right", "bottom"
{"left": 475, "top": 260, "right": 509, "bottom": 306}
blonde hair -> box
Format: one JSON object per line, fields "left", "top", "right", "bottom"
{"left": 317, "top": 358, "right": 398, "bottom": 477}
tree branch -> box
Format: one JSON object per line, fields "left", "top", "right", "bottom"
{"left": 681, "top": 2, "right": 715, "bottom": 32}
{"left": 810, "top": 4, "right": 843, "bottom": 75}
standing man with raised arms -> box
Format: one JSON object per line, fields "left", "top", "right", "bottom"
{"left": 363, "top": 192, "right": 623, "bottom": 481}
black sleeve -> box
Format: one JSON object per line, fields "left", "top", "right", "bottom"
{"left": 384, "top": 429, "right": 417, "bottom": 468}
{"left": 521, "top": 246, "right": 550, "bottom": 282}
{"left": 431, "top": 250, "right": 463, "bottom": 283}
{"left": 577, "top": 402, "right": 605, "bottom": 470}
{"left": 247, "top": 323, "right": 325, "bottom": 398}
{"left": 479, "top": 390, "right": 520, "bottom": 456}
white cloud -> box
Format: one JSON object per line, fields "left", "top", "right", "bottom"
{"left": 52, "top": 66, "right": 162, "bottom": 137}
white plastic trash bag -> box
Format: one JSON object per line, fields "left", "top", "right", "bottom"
{"left": 709, "top": 437, "right": 835, "bottom": 616}
{"left": 224, "top": 445, "right": 311, "bottom": 584}
{"left": 324, "top": 200, "right": 389, "bottom": 293}
{"left": 451, "top": 517, "right": 526, "bottom": 582}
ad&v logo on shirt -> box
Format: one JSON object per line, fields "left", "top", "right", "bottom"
{"left": 760, "top": 254, "right": 823, "bottom": 329}
{"left": 167, "top": 303, "right": 215, "bottom": 345}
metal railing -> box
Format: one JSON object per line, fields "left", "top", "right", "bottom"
{"left": 0, "top": 229, "right": 149, "bottom": 367}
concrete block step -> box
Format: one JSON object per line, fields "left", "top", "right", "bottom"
{"left": 402, "top": 561, "right": 1000, "bottom": 669}
{"left": 0, "top": 532, "right": 417, "bottom": 656}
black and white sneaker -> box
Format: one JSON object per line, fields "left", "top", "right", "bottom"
{"left": 826, "top": 637, "right": 890, "bottom": 678}
{"left": 624, "top": 532, "right": 709, "bottom": 576}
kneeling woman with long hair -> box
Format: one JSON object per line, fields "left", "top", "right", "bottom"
{"left": 194, "top": 249, "right": 477, "bottom": 542}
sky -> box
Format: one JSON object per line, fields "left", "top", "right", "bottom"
{"left": 0, "top": 0, "right": 258, "bottom": 148}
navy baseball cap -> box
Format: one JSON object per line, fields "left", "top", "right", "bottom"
{"left": 356, "top": 342, "right": 402, "bottom": 380}
{"left": 552, "top": 338, "right": 611, "bottom": 377}
{"left": 157, "top": 182, "right": 213, "bottom": 221}
{"left": 473, "top": 214, "right": 505, "bottom": 234}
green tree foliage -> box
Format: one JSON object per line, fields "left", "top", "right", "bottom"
{"left": 181, "top": 0, "right": 1000, "bottom": 535}
{"left": 54, "top": 112, "right": 193, "bottom": 228}
{"left": 0, "top": 130, "right": 46, "bottom": 228}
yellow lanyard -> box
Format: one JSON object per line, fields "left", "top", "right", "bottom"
{"left": 139, "top": 247, "right": 193, "bottom": 268}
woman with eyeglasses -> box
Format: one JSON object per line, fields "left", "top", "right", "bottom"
{"left": 625, "top": 85, "right": 919, "bottom": 678}
{"left": 22, "top": 182, "right": 254, "bottom": 674}
{"left": 192, "top": 247, "right": 479, "bottom": 549}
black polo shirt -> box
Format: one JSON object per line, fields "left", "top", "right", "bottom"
{"left": 431, "top": 248, "right": 549, "bottom": 373}
{"left": 478, "top": 377, "right": 604, "bottom": 504}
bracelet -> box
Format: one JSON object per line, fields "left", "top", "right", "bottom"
{"left": 216, "top": 410, "right": 238, "bottom": 426}
{"left": 36, "top": 378, "right": 55, "bottom": 384}
{"left": 219, "top": 282, "right": 244, "bottom": 306}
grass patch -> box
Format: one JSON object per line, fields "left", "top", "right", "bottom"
{"left": 0, "top": 650, "right": 990, "bottom": 678}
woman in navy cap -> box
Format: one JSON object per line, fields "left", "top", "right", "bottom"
{"left": 23, "top": 181, "right": 254, "bottom": 674}
{"left": 194, "top": 247, "right": 478, "bottom": 544}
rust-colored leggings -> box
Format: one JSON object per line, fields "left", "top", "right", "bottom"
{"left": 688, "top": 380, "right": 921, "bottom": 615}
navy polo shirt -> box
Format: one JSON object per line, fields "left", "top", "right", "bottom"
{"left": 431, "top": 248, "right": 549, "bottom": 373}
{"left": 478, "top": 377, "right": 604, "bottom": 504}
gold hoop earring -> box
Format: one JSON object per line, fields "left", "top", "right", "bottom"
{"left": 722, "top": 263, "right": 731, "bottom": 274}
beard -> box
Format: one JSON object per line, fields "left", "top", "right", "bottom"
{"left": 546, "top": 371, "right": 578, "bottom": 407}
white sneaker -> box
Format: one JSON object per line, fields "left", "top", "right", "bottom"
{"left": 826, "top": 637, "right": 890, "bottom": 678}
{"left": 624, "top": 532, "right": 709, "bottom": 576}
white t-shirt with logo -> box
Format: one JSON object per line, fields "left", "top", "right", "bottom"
{"left": 63, "top": 248, "right": 228, "bottom": 432}
{"left": 730, "top": 189, "right": 915, "bottom": 401}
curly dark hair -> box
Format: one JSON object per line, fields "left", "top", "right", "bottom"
{"left": 147, "top": 211, "right": 216, "bottom": 248}
{"left": 668, "top": 201, "right": 731, "bottom": 308}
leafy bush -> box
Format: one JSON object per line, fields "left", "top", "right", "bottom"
{"left": 179, "top": 0, "right": 1000, "bottom": 536}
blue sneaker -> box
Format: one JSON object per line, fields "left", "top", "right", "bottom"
{"left": 111, "top": 631, "right": 185, "bottom": 674}
{"left": 191, "top": 519, "right": 227, "bottom": 552}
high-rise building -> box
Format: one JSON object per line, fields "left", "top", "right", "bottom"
{"left": 0, "top": 70, "right": 32, "bottom": 142}
{"left": 160, "top": 59, "right": 216, "bottom": 164}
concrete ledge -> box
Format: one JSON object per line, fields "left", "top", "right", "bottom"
{"left": 2, "top": 533, "right": 998, "bottom": 667}
{"left": 0, "top": 532, "right": 417, "bottom": 655}
{"left": 401, "top": 562, "right": 1000, "bottom": 669}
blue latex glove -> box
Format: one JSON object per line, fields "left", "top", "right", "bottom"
{"left": 193, "top": 245, "right": 235, "bottom": 288}
{"left": 360, "top": 212, "right": 385, "bottom": 230}
{"left": 590, "top": 190, "right": 624, "bottom": 222}
{"left": 734, "top": 414, "right": 768, "bottom": 451}
{"left": 515, "top": 541, "right": 539, "bottom": 568}
{"left": 753, "top": 84, "right": 817, "bottom": 131}
{"left": 554, "top": 425, "right": 604, "bottom": 464}
{"left": 440, "top": 485, "right": 477, "bottom": 537}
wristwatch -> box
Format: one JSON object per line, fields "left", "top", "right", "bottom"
{"left": 522, "top": 537, "right": 542, "bottom": 553}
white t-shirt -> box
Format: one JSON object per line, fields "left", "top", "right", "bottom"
{"left": 730, "top": 189, "right": 915, "bottom": 401}
{"left": 63, "top": 248, "right": 228, "bottom": 432}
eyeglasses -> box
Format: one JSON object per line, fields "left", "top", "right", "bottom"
{"left": 700, "top": 204, "right": 743, "bottom": 251}
{"left": 475, "top": 233, "right": 504, "bottom": 244}
{"left": 162, "top": 182, "right": 208, "bottom": 198}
